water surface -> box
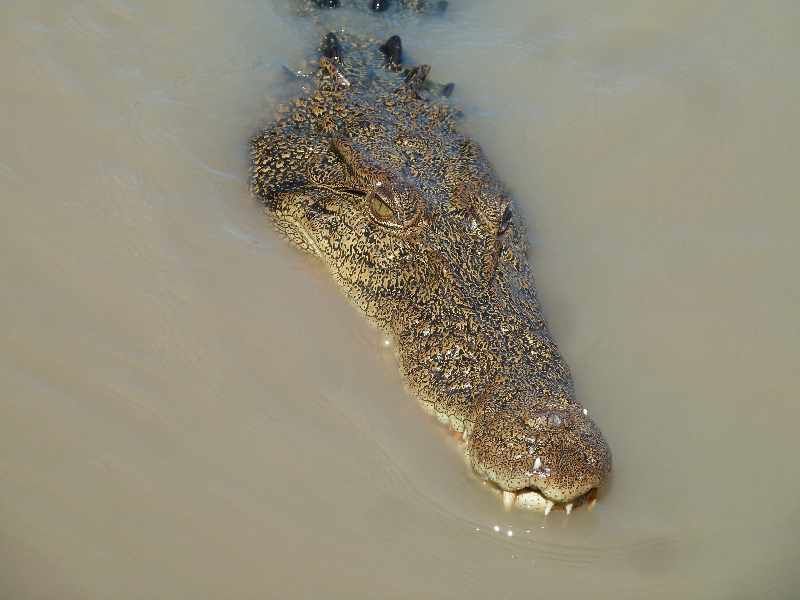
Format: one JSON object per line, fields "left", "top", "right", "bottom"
{"left": 1, "top": 1, "right": 799, "bottom": 598}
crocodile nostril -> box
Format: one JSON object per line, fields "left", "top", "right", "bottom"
{"left": 524, "top": 411, "right": 567, "bottom": 429}
{"left": 547, "top": 412, "right": 563, "bottom": 427}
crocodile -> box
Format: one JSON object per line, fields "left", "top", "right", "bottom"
{"left": 250, "top": 3, "right": 611, "bottom": 512}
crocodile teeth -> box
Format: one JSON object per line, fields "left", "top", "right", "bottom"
{"left": 565, "top": 502, "right": 573, "bottom": 515}
{"left": 502, "top": 491, "right": 515, "bottom": 510}
{"left": 543, "top": 500, "right": 554, "bottom": 516}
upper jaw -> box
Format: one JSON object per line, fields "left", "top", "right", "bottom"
{"left": 497, "top": 455, "right": 609, "bottom": 513}
{"left": 503, "top": 484, "right": 601, "bottom": 513}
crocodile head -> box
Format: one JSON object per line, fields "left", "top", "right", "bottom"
{"left": 251, "top": 33, "right": 611, "bottom": 511}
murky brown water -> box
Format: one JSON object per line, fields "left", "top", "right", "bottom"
{"left": 2, "top": 1, "right": 799, "bottom": 598}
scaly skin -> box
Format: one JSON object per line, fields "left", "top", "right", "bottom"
{"left": 250, "top": 30, "right": 611, "bottom": 511}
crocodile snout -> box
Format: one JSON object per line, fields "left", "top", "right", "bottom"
{"left": 466, "top": 401, "right": 611, "bottom": 510}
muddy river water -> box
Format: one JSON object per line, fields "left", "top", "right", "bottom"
{"left": 1, "top": 1, "right": 799, "bottom": 598}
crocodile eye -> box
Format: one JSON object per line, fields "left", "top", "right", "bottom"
{"left": 368, "top": 192, "right": 396, "bottom": 223}
{"left": 498, "top": 204, "right": 513, "bottom": 234}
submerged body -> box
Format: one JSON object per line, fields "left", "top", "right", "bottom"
{"left": 250, "top": 29, "right": 611, "bottom": 511}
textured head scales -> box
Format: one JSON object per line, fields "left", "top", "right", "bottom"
{"left": 250, "top": 31, "right": 611, "bottom": 511}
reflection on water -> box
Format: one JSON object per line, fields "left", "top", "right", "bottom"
{"left": 1, "top": 1, "right": 799, "bottom": 598}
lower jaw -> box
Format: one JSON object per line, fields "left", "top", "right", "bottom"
{"left": 489, "top": 483, "right": 599, "bottom": 514}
